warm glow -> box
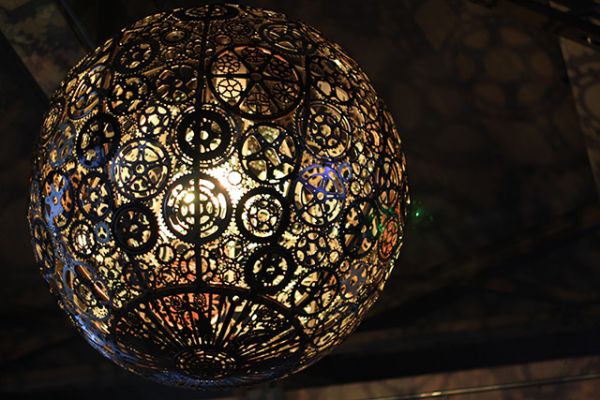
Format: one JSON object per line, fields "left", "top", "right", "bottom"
{"left": 28, "top": 3, "right": 408, "bottom": 389}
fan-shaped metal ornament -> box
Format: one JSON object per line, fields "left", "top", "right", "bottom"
{"left": 28, "top": 3, "right": 409, "bottom": 388}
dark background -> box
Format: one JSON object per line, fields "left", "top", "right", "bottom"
{"left": 1, "top": 0, "right": 599, "bottom": 398}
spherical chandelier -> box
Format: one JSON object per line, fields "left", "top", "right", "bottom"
{"left": 28, "top": 3, "right": 409, "bottom": 388}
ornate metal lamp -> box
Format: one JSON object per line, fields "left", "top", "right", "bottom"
{"left": 28, "top": 3, "right": 409, "bottom": 388}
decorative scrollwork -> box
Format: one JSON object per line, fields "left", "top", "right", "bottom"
{"left": 245, "top": 245, "right": 296, "bottom": 293}
{"left": 159, "top": 26, "right": 190, "bottom": 46}
{"left": 155, "top": 64, "right": 198, "bottom": 104}
{"left": 30, "top": 218, "right": 55, "bottom": 275}
{"left": 294, "top": 230, "right": 341, "bottom": 268}
{"left": 112, "top": 139, "right": 170, "bottom": 200}
{"left": 236, "top": 187, "right": 289, "bottom": 242}
{"left": 48, "top": 121, "right": 76, "bottom": 167}
{"left": 261, "top": 22, "right": 316, "bottom": 55}
{"left": 301, "top": 102, "right": 352, "bottom": 160}
{"left": 109, "top": 75, "right": 150, "bottom": 115}
{"left": 339, "top": 260, "right": 368, "bottom": 300}
{"left": 290, "top": 269, "right": 339, "bottom": 316}
{"left": 293, "top": 164, "right": 346, "bottom": 227}
{"left": 163, "top": 174, "right": 232, "bottom": 244}
{"left": 208, "top": 45, "right": 302, "bottom": 119}
{"left": 113, "top": 203, "right": 158, "bottom": 254}
{"left": 240, "top": 5, "right": 287, "bottom": 21}
{"left": 62, "top": 261, "right": 111, "bottom": 321}
{"left": 78, "top": 172, "right": 112, "bottom": 222}
{"left": 41, "top": 100, "right": 63, "bottom": 142}
{"left": 222, "top": 20, "right": 255, "bottom": 40}
{"left": 138, "top": 104, "right": 173, "bottom": 137}
{"left": 69, "top": 221, "right": 97, "bottom": 258}
{"left": 29, "top": 4, "right": 408, "bottom": 390}
{"left": 114, "top": 38, "right": 158, "bottom": 73}
{"left": 309, "top": 56, "right": 354, "bottom": 104}
{"left": 152, "top": 244, "right": 199, "bottom": 287}
{"left": 94, "top": 221, "right": 111, "bottom": 244}
{"left": 114, "top": 287, "right": 305, "bottom": 386}
{"left": 68, "top": 64, "right": 113, "bottom": 119}
{"left": 42, "top": 171, "right": 74, "bottom": 231}
{"left": 219, "top": 234, "right": 248, "bottom": 265}
{"left": 176, "top": 105, "right": 234, "bottom": 164}
{"left": 175, "top": 4, "right": 239, "bottom": 21}
{"left": 76, "top": 114, "right": 121, "bottom": 169}
{"left": 239, "top": 123, "right": 298, "bottom": 184}
{"left": 378, "top": 216, "right": 403, "bottom": 262}
{"left": 376, "top": 154, "right": 405, "bottom": 218}
{"left": 341, "top": 198, "right": 380, "bottom": 258}
{"left": 176, "top": 348, "right": 237, "bottom": 379}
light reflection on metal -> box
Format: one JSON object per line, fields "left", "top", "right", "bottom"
{"left": 27, "top": 3, "right": 409, "bottom": 389}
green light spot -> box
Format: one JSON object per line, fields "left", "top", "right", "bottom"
{"left": 415, "top": 210, "right": 421, "bottom": 217}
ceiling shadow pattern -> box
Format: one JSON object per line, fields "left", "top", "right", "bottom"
{"left": 0, "top": 0, "right": 599, "bottom": 396}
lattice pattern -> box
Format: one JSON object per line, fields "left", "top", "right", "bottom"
{"left": 28, "top": 3, "right": 409, "bottom": 389}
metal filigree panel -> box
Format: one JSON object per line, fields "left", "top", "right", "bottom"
{"left": 27, "top": 3, "right": 409, "bottom": 389}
